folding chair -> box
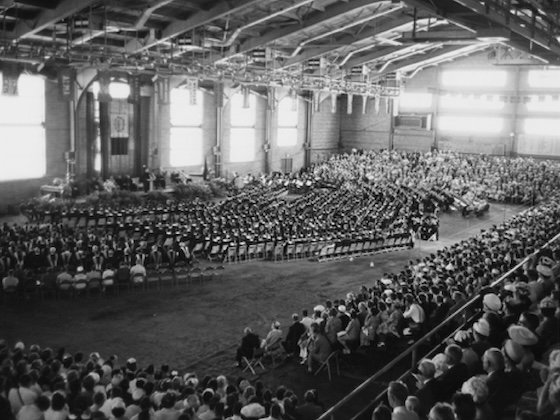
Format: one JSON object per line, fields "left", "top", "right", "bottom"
{"left": 242, "top": 352, "right": 265, "bottom": 375}
{"left": 237, "top": 243, "right": 248, "bottom": 262}
{"left": 294, "top": 243, "right": 304, "bottom": 259}
{"left": 145, "top": 269, "right": 161, "bottom": 290}
{"left": 225, "top": 245, "right": 237, "bottom": 264}
{"left": 285, "top": 243, "right": 295, "bottom": 260}
{"left": 273, "top": 243, "right": 284, "bottom": 262}
{"left": 314, "top": 351, "right": 340, "bottom": 381}
{"left": 247, "top": 244, "right": 257, "bottom": 260}
{"left": 255, "top": 242, "right": 266, "bottom": 260}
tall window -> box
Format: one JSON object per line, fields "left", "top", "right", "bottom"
{"left": 523, "top": 118, "right": 560, "bottom": 136}
{"left": 398, "top": 92, "right": 433, "bottom": 110}
{"left": 441, "top": 70, "right": 507, "bottom": 88}
{"left": 277, "top": 96, "right": 298, "bottom": 147}
{"left": 0, "top": 74, "right": 45, "bottom": 181}
{"left": 230, "top": 92, "right": 256, "bottom": 162}
{"left": 437, "top": 116, "right": 504, "bottom": 134}
{"left": 528, "top": 70, "right": 560, "bottom": 88}
{"left": 439, "top": 94, "right": 504, "bottom": 111}
{"left": 170, "top": 89, "right": 204, "bottom": 167}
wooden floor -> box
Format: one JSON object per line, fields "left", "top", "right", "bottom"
{"left": 0, "top": 203, "right": 523, "bottom": 410}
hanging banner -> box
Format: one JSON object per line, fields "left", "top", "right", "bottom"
{"left": 127, "top": 75, "right": 140, "bottom": 104}
{"left": 384, "top": 97, "right": 390, "bottom": 115}
{"left": 110, "top": 100, "right": 129, "bottom": 138}
{"left": 58, "top": 67, "right": 75, "bottom": 101}
{"left": 362, "top": 95, "right": 368, "bottom": 114}
{"left": 313, "top": 91, "right": 320, "bottom": 113}
{"left": 187, "top": 78, "right": 198, "bottom": 106}
{"left": 98, "top": 72, "right": 111, "bottom": 103}
{"left": 2, "top": 63, "right": 20, "bottom": 96}
{"left": 242, "top": 86, "right": 250, "bottom": 108}
{"left": 330, "top": 92, "right": 337, "bottom": 113}
{"left": 347, "top": 94, "right": 353, "bottom": 115}
{"left": 215, "top": 81, "right": 224, "bottom": 108}
{"left": 157, "top": 77, "right": 170, "bottom": 105}
{"left": 291, "top": 89, "right": 297, "bottom": 112}
{"left": 267, "top": 87, "right": 276, "bottom": 111}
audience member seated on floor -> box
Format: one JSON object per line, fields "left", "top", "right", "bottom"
{"left": 235, "top": 327, "right": 261, "bottom": 367}
{"left": 0, "top": 339, "right": 324, "bottom": 420}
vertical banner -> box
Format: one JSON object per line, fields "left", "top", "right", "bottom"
{"left": 157, "top": 77, "right": 170, "bottom": 105}
{"left": 291, "top": 89, "right": 297, "bottom": 112}
{"left": 374, "top": 95, "right": 380, "bottom": 114}
{"left": 2, "top": 63, "right": 20, "bottom": 96}
{"left": 110, "top": 100, "right": 129, "bottom": 138}
{"left": 313, "top": 91, "right": 320, "bottom": 113}
{"left": 98, "top": 72, "right": 111, "bottom": 103}
{"left": 347, "top": 94, "right": 353, "bottom": 115}
{"left": 330, "top": 92, "right": 337, "bottom": 113}
{"left": 187, "top": 78, "right": 198, "bottom": 105}
{"left": 267, "top": 87, "right": 276, "bottom": 111}
{"left": 58, "top": 67, "right": 75, "bottom": 101}
{"left": 242, "top": 86, "right": 250, "bottom": 108}
{"left": 362, "top": 95, "right": 368, "bottom": 114}
{"left": 384, "top": 97, "right": 390, "bottom": 115}
{"left": 214, "top": 81, "right": 224, "bottom": 107}
{"left": 127, "top": 75, "right": 140, "bottom": 104}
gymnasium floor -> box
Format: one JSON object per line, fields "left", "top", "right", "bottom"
{"left": 0, "top": 203, "right": 523, "bottom": 411}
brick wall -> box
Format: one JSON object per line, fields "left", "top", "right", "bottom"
{"left": 339, "top": 94, "right": 391, "bottom": 151}
{"left": 0, "top": 78, "right": 70, "bottom": 212}
{"left": 309, "top": 95, "right": 340, "bottom": 163}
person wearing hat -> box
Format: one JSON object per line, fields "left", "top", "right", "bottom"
{"left": 282, "top": 314, "right": 306, "bottom": 357}
{"left": 263, "top": 321, "right": 283, "bottom": 355}
{"left": 471, "top": 319, "right": 492, "bottom": 359}
{"left": 537, "top": 296, "right": 560, "bottom": 351}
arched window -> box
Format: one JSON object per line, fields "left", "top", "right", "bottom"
{"left": 169, "top": 89, "right": 204, "bottom": 167}
{"left": 230, "top": 92, "right": 256, "bottom": 162}
{"left": 0, "top": 74, "right": 45, "bottom": 181}
{"left": 277, "top": 96, "right": 298, "bottom": 147}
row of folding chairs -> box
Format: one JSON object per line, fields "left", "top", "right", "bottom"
{"left": 0, "top": 266, "right": 225, "bottom": 303}
{"left": 317, "top": 236, "right": 413, "bottom": 262}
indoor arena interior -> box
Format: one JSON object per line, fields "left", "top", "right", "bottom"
{"left": 1, "top": 1, "right": 560, "bottom": 420}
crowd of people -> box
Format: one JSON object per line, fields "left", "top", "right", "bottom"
{"left": 3, "top": 150, "right": 560, "bottom": 419}
{"left": 0, "top": 339, "right": 329, "bottom": 420}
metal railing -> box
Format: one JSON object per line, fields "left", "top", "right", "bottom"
{"left": 316, "top": 229, "right": 560, "bottom": 420}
